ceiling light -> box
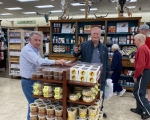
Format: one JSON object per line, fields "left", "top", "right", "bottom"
{"left": 35, "top": 5, "right": 54, "bottom": 8}
{"left": 129, "top": 0, "right": 137, "bottom": 2}
{"left": 0, "top": 13, "right": 13, "bottom": 15}
{"left": 5, "top": 7, "right": 23, "bottom": 10}
{"left": 80, "top": 8, "right": 98, "bottom": 11}
{"left": 22, "top": 12, "right": 36, "bottom": 14}
{"left": 17, "top": 0, "right": 39, "bottom": 2}
{"left": 0, "top": 2, "right": 3, "bottom": 4}
{"left": 127, "top": 6, "right": 136, "bottom": 8}
{"left": 110, "top": 0, "right": 137, "bottom": 2}
{"left": 51, "top": 10, "right": 62, "bottom": 13}
{"left": 70, "top": 3, "right": 85, "bottom": 6}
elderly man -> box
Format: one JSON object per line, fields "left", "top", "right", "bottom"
{"left": 139, "top": 24, "right": 150, "bottom": 102}
{"left": 73, "top": 27, "right": 110, "bottom": 118}
{"left": 130, "top": 34, "right": 150, "bottom": 119}
{"left": 20, "top": 31, "right": 66, "bottom": 120}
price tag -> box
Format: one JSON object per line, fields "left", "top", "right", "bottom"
{"left": 80, "top": 112, "right": 86, "bottom": 118}
{"left": 77, "top": 93, "right": 81, "bottom": 98}
{"left": 33, "top": 90, "right": 39, "bottom": 95}
{"left": 33, "top": 84, "right": 39, "bottom": 90}
{"left": 43, "top": 86, "right": 49, "bottom": 93}
{"left": 54, "top": 87, "right": 61, "bottom": 92}
{"left": 54, "top": 94, "right": 60, "bottom": 98}
{"left": 89, "top": 113, "right": 96, "bottom": 118}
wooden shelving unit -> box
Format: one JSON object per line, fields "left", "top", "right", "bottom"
{"left": 37, "top": 26, "right": 50, "bottom": 57}
{"left": 8, "top": 29, "right": 43, "bottom": 78}
{"left": 31, "top": 68, "right": 101, "bottom": 120}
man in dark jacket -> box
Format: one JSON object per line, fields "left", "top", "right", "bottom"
{"left": 73, "top": 27, "right": 110, "bottom": 118}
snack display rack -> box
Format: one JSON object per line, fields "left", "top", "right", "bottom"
{"left": 30, "top": 64, "right": 101, "bottom": 120}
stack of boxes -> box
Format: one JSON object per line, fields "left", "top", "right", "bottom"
{"left": 70, "top": 64, "right": 102, "bottom": 83}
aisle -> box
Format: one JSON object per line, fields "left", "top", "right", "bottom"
{"left": 0, "top": 77, "right": 149, "bottom": 120}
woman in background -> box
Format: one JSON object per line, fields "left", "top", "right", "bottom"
{"left": 110, "top": 44, "right": 126, "bottom": 96}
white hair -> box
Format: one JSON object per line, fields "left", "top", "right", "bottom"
{"left": 111, "top": 44, "right": 120, "bottom": 51}
{"left": 134, "top": 33, "right": 146, "bottom": 42}
{"left": 29, "top": 31, "right": 43, "bottom": 39}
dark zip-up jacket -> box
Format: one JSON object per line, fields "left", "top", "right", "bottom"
{"left": 73, "top": 40, "right": 110, "bottom": 82}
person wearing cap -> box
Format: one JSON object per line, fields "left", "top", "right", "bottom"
{"left": 110, "top": 44, "right": 126, "bottom": 96}
{"left": 130, "top": 34, "right": 150, "bottom": 119}
{"left": 139, "top": 24, "right": 150, "bottom": 102}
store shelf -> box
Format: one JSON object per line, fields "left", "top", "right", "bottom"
{"left": 68, "top": 93, "right": 99, "bottom": 106}
{"left": 9, "top": 42, "right": 21, "bottom": 44}
{"left": 9, "top": 49, "right": 21, "bottom": 51}
{"left": 121, "top": 85, "right": 134, "bottom": 87}
{"left": 9, "top": 74, "right": 20, "bottom": 77}
{"left": 106, "top": 44, "right": 135, "bottom": 46}
{"left": 30, "top": 78, "right": 63, "bottom": 84}
{"left": 32, "top": 95, "right": 63, "bottom": 102}
{"left": 10, "top": 67, "right": 20, "bottom": 70}
{"left": 107, "top": 33, "right": 132, "bottom": 35}
{"left": 53, "top": 43, "right": 74, "bottom": 45}
{"left": 68, "top": 80, "right": 96, "bottom": 87}
{"left": 8, "top": 36, "right": 21, "bottom": 37}
{"left": 120, "top": 75, "right": 133, "bottom": 78}
{"left": 10, "top": 61, "right": 19, "bottom": 63}
{"left": 52, "top": 33, "right": 75, "bottom": 35}
{"left": 78, "top": 33, "right": 104, "bottom": 35}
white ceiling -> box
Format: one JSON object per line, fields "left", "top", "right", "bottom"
{"left": 0, "top": 0, "right": 150, "bottom": 18}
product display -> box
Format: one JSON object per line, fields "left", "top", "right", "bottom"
{"left": 70, "top": 63, "right": 102, "bottom": 83}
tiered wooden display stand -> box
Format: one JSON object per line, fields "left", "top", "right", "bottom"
{"left": 31, "top": 66, "right": 100, "bottom": 120}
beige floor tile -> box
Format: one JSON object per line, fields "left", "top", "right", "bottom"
{"left": 1, "top": 77, "right": 150, "bottom": 120}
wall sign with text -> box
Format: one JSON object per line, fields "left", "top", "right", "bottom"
{"left": 17, "top": 20, "right": 36, "bottom": 24}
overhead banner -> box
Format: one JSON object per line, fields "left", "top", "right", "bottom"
{"left": 17, "top": 20, "right": 36, "bottom": 24}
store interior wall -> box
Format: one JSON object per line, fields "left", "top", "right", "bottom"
{"left": 0, "top": 12, "right": 149, "bottom": 27}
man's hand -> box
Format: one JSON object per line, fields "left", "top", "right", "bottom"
{"left": 55, "top": 59, "right": 66, "bottom": 66}
{"left": 74, "top": 46, "right": 79, "bottom": 53}
{"left": 110, "top": 71, "right": 113, "bottom": 74}
{"left": 133, "top": 77, "right": 137, "bottom": 83}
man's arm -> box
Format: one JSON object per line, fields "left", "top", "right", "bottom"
{"left": 22, "top": 49, "right": 55, "bottom": 66}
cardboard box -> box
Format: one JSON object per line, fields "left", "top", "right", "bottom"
{"left": 70, "top": 65, "right": 85, "bottom": 81}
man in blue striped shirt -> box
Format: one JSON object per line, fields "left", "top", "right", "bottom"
{"left": 20, "top": 31, "right": 66, "bottom": 120}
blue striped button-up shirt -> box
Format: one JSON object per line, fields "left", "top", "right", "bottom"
{"left": 20, "top": 43, "right": 55, "bottom": 78}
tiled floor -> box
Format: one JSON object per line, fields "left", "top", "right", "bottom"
{"left": 0, "top": 77, "right": 150, "bottom": 120}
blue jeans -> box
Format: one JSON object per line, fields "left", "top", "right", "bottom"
{"left": 100, "top": 82, "right": 106, "bottom": 111}
{"left": 21, "top": 78, "right": 37, "bottom": 120}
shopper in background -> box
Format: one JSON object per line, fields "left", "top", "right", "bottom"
{"left": 73, "top": 27, "right": 110, "bottom": 118}
{"left": 130, "top": 34, "right": 150, "bottom": 119}
{"left": 20, "top": 31, "right": 66, "bottom": 120}
{"left": 139, "top": 24, "right": 150, "bottom": 102}
{"left": 110, "top": 44, "right": 126, "bottom": 96}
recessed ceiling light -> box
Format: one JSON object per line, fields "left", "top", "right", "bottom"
{"left": 51, "top": 10, "right": 62, "bottom": 13}
{"left": 111, "top": 0, "right": 137, "bottom": 2}
{"left": 129, "top": 0, "right": 137, "bottom": 2}
{"left": 35, "top": 5, "right": 54, "bottom": 8}
{"left": 0, "top": 2, "right": 3, "bottom": 4}
{"left": 5, "top": 7, "right": 23, "bottom": 10}
{"left": 80, "top": 8, "right": 98, "bottom": 11}
{"left": 0, "top": 13, "right": 13, "bottom": 15}
{"left": 126, "top": 6, "right": 136, "bottom": 8}
{"left": 115, "top": 6, "right": 136, "bottom": 9}
{"left": 70, "top": 3, "right": 85, "bottom": 6}
{"left": 22, "top": 12, "right": 36, "bottom": 14}
{"left": 17, "top": 0, "right": 39, "bottom": 2}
